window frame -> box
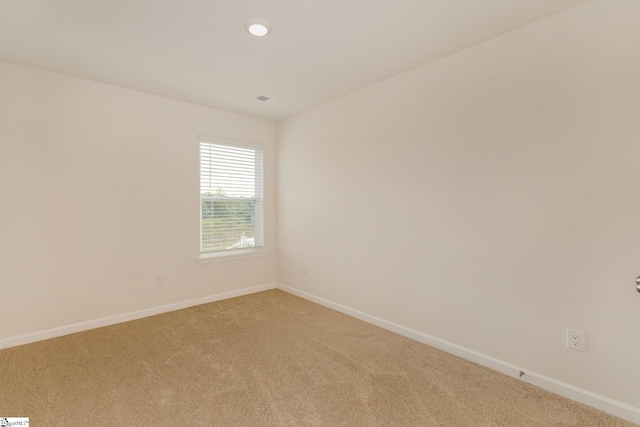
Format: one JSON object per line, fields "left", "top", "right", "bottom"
{"left": 197, "top": 135, "right": 267, "bottom": 263}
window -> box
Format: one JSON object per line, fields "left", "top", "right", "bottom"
{"left": 199, "top": 137, "right": 263, "bottom": 256}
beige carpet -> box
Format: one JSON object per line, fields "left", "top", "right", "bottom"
{"left": 0, "top": 289, "right": 634, "bottom": 426}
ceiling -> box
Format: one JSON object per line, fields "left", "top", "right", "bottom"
{"left": 0, "top": 0, "right": 590, "bottom": 121}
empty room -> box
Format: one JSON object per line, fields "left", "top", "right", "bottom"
{"left": 1, "top": 0, "right": 639, "bottom": 425}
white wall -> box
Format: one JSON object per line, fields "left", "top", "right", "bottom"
{"left": 0, "top": 61, "right": 277, "bottom": 340}
{"left": 278, "top": 0, "right": 640, "bottom": 411}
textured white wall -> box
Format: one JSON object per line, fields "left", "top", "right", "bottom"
{"left": 0, "top": 61, "right": 277, "bottom": 339}
{"left": 277, "top": 0, "right": 640, "bottom": 409}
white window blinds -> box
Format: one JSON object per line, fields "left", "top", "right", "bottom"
{"left": 200, "top": 139, "right": 263, "bottom": 253}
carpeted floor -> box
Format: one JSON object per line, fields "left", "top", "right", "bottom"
{"left": 0, "top": 289, "right": 635, "bottom": 426}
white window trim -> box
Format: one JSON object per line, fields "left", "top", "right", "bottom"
{"left": 198, "top": 135, "right": 265, "bottom": 260}
{"left": 199, "top": 134, "right": 264, "bottom": 151}
{"left": 196, "top": 247, "right": 269, "bottom": 264}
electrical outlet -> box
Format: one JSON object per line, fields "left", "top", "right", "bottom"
{"left": 303, "top": 265, "right": 309, "bottom": 276}
{"left": 155, "top": 275, "right": 165, "bottom": 287}
{"left": 566, "top": 328, "right": 585, "bottom": 352}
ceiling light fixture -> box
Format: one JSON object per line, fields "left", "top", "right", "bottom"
{"left": 245, "top": 19, "right": 271, "bottom": 37}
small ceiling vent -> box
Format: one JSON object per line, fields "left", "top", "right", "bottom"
{"left": 256, "top": 95, "right": 279, "bottom": 104}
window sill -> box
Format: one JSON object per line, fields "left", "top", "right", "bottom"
{"left": 196, "top": 247, "right": 269, "bottom": 264}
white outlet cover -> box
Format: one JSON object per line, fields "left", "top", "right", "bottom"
{"left": 566, "top": 328, "right": 586, "bottom": 352}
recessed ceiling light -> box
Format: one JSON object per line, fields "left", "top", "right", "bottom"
{"left": 245, "top": 19, "right": 271, "bottom": 37}
{"left": 248, "top": 24, "right": 268, "bottom": 36}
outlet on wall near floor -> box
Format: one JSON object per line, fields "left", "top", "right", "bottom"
{"left": 155, "top": 275, "right": 165, "bottom": 287}
{"left": 566, "top": 328, "right": 586, "bottom": 352}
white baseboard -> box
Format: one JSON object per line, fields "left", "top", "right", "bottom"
{"left": 276, "top": 283, "right": 640, "bottom": 426}
{"left": 0, "top": 283, "right": 277, "bottom": 350}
